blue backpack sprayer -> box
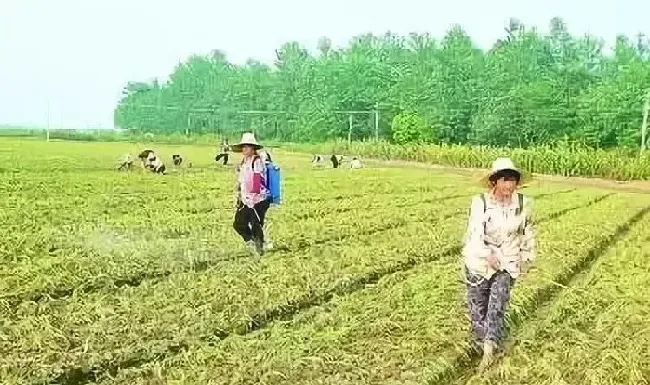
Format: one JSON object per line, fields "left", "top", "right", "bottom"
{"left": 253, "top": 155, "right": 282, "bottom": 206}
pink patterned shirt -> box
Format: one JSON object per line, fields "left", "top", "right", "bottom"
{"left": 236, "top": 155, "right": 269, "bottom": 208}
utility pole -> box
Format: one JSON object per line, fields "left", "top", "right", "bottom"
{"left": 46, "top": 98, "right": 50, "bottom": 142}
{"left": 348, "top": 114, "right": 353, "bottom": 143}
{"left": 374, "top": 102, "right": 380, "bottom": 141}
{"left": 641, "top": 89, "right": 650, "bottom": 153}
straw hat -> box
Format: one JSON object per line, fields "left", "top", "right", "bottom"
{"left": 231, "top": 132, "right": 263, "bottom": 153}
{"left": 480, "top": 157, "right": 531, "bottom": 187}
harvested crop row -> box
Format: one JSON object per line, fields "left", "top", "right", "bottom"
{"left": 0, "top": 164, "right": 480, "bottom": 268}
{"left": 469, "top": 205, "right": 650, "bottom": 385}
{"left": 0, "top": 186, "right": 586, "bottom": 312}
{"left": 0, "top": 151, "right": 476, "bottom": 210}
{"left": 1, "top": 204, "right": 471, "bottom": 383}
{"left": 0, "top": 190, "right": 605, "bottom": 384}
{"left": 86, "top": 193, "right": 646, "bottom": 385}
{"left": 2, "top": 181, "right": 565, "bottom": 309}
{"left": 425, "top": 194, "right": 650, "bottom": 383}
{"left": 0, "top": 187, "right": 477, "bottom": 305}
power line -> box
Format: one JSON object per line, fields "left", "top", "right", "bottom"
{"left": 131, "top": 105, "right": 378, "bottom": 115}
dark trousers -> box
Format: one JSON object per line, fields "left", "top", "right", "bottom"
{"left": 465, "top": 268, "right": 515, "bottom": 349}
{"left": 117, "top": 161, "right": 132, "bottom": 171}
{"left": 215, "top": 153, "right": 229, "bottom": 165}
{"left": 233, "top": 198, "right": 271, "bottom": 244}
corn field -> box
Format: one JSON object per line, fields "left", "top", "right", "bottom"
{"left": 283, "top": 140, "right": 650, "bottom": 181}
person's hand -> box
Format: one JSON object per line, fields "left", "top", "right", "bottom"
{"left": 487, "top": 251, "right": 500, "bottom": 270}
{"left": 520, "top": 260, "right": 533, "bottom": 274}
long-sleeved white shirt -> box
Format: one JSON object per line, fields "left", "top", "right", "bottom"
{"left": 462, "top": 192, "right": 536, "bottom": 279}
{"left": 150, "top": 156, "right": 165, "bottom": 171}
{"left": 350, "top": 159, "right": 362, "bottom": 169}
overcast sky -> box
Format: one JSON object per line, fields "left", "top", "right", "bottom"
{"left": 0, "top": 0, "right": 648, "bottom": 129}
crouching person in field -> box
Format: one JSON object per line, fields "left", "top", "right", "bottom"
{"left": 311, "top": 154, "right": 324, "bottom": 168}
{"left": 330, "top": 154, "right": 344, "bottom": 168}
{"left": 149, "top": 155, "right": 166, "bottom": 175}
{"left": 117, "top": 153, "right": 133, "bottom": 171}
{"left": 350, "top": 157, "right": 363, "bottom": 169}
{"left": 172, "top": 154, "right": 192, "bottom": 168}
{"left": 138, "top": 149, "right": 155, "bottom": 169}
{"left": 231, "top": 132, "right": 271, "bottom": 256}
{"left": 462, "top": 157, "right": 535, "bottom": 373}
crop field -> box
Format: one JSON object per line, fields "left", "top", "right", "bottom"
{"left": 1, "top": 137, "right": 650, "bottom": 385}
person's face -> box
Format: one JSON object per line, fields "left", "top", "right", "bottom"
{"left": 242, "top": 145, "right": 254, "bottom": 156}
{"left": 493, "top": 172, "right": 519, "bottom": 196}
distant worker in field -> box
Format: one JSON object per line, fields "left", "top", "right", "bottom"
{"left": 259, "top": 148, "right": 273, "bottom": 163}
{"left": 312, "top": 154, "right": 325, "bottom": 168}
{"left": 148, "top": 153, "right": 167, "bottom": 175}
{"left": 350, "top": 157, "right": 363, "bottom": 169}
{"left": 117, "top": 153, "right": 134, "bottom": 171}
{"left": 462, "top": 157, "right": 536, "bottom": 373}
{"left": 215, "top": 139, "right": 230, "bottom": 166}
{"left": 138, "top": 149, "right": 165, "bottom": 174}
{"left": 138, "top": 149, "right": 155, "bottom": 169}
{"left": 231, "top": 132, "right": 273, "bottom": 256}
{"left": 172, "top": 154, "right": 183, "bottom": 167}
{"left": 330, "top": 154, "right": 343, "bottom": 168}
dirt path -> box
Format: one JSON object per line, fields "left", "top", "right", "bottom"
{"left": 368, "top": 158, "right": 650, "bottom": 194}
{"left": 279, "top": 149, "right": 650, "bottom": 194}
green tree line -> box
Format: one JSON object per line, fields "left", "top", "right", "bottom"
{"left": 114, "top": 17, "right": 650, "bottom": 148}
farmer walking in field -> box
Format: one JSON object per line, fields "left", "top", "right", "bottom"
{"left": 257, "top": 147, "right": 276, "bottom": 249}
{"left": 232, "top": 132, "right": 272, "bottom": 256}
{"left": 462, "top": 157, "right": 536, "bottom": 373}
{"left": 215, "top": 139, "right": 230, "bottom": 166}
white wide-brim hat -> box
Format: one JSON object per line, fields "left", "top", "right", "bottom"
{"left": 231, "top": 132, "right": 263, "bottom": 153}
{"left": 490, "top": 157, "right": 520, "bottom": 178}
{"left": 479, "top": 157, "right": 530, "bottom": 186}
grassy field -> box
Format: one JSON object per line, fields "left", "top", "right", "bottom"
{"left": 1, "top": 137, "right": 649, "bottom": 385}
{"left": 4, "top": 128, "right": 650, "bottom": 180}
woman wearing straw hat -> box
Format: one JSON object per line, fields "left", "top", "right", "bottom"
{"left": 462, "top": 157, "right": 536, "bottom": 373}
{"left": 231, "top": 132, "right": 271, "bottom": 256}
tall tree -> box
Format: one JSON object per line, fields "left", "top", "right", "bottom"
{"left": 114, "top": 18, "right": 650, "bottom": 148}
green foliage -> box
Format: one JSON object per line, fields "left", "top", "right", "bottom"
{"left": 391, "top": 112, "right": 431, "bottom": 144}
{"left": 115, "top": 18, "right": 650, "bottom": 147}
{"left": 282, "top": 139, "right": 650, "bottom": 181}
{"left": 114, "top": 19, "right": 650, "bottom": 148}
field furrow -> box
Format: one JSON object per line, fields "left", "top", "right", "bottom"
{"left": 428, "top": 195, "right": 650, "bottom": 383}
{"left": 0, "top": 190, "right": 615, "bottom": 384}
{"left": 464, "top": 204, "right": 650, "bottom": 385}
{"left": 77, "top": 194, "right": 650, "bottom": 385}
{"left": 0, "top": 186, "right": 578, "bottom": 312}
{"left": 3, "top": 140, "right": 646, "bottom": 385}
{"left": 0, "top": 189, "right": 470, "bottom": 307}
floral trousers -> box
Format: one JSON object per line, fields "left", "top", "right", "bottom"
{"left": 465, "top": 268, "right": 515, "bottom": 350}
